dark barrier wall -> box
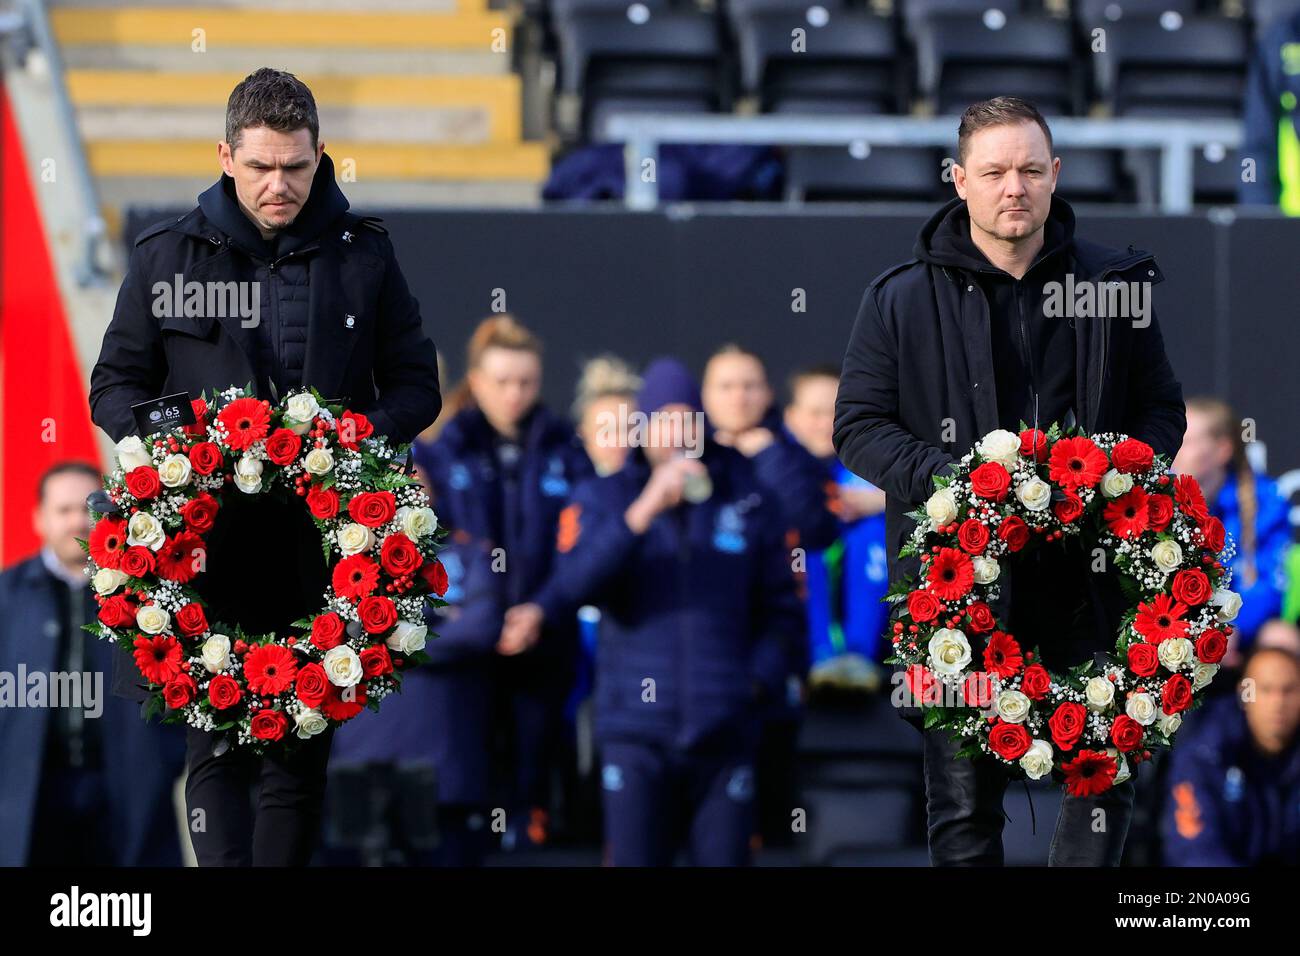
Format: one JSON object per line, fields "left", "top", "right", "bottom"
{"left": 123, "top": 204, "right": 1300, "bottom": 511}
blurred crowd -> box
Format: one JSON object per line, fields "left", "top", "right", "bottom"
{"left": 2, "top": 314, "right": 1299, "bottom": 866}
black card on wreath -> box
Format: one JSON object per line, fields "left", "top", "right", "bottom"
{"left": 130, "top": 390, "right": 196, "bottom": 436}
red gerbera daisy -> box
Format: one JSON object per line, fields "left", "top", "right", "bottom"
{"left": 1133, "top": 593, "right": 1191, "bottom": 643}
{"left": 155, "top": 531, "right": 206, "bottom": 584}
{"left": 244, "top": 643, "right": 299, "bottom": 696}
{"left": 132, "top": 634, "right": 183, "bottom": 685}
{"left": 321, "top": 681, "right": 368, "bottom": 722}
{"left": 926, "top": 547, "right": 974, "bottom": 601}
{"left": 88, "top": 517, "right": 129, "bottom": 570}
{"left": 216, "top": 397, "right": 271, "bottom": 451}
{"left": 1061, "top": 749, "right": 1119, "bottom": 797}
{"left": 1048, "top": 436, "right": 1109, "bottom": 491}
{"left": 1103, "top": 486, "right": 1150, "bottom": 538}
{"left": 983, "top": 630, "right": 1024, "bottom": 679}
{"left": 1173, "top": 474, "right": 1209, "bottom": 523}
{"left": 333, "top": 554, "right": 380, "bottom": 600}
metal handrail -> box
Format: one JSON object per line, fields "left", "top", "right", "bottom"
{"left": 599, "top": 113, "right": 1244, "bottom": 214}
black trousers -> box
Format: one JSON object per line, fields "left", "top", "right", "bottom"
{"left": 184, "top": 724, "right": 336, "bottom": 866}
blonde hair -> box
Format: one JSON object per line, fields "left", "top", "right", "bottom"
{"left": 571, "top": 354, "right": 642, "bottom": 423}
{"left": 442, "top": 314, "right": 543, "bottom": 420}
{"left": 1187, "top": 396, "right": 1257, "bottom": 587}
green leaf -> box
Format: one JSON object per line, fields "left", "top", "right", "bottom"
{"left": 923, "top": 706, "right": 946, "bottom": 729}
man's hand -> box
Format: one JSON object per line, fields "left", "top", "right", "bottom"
{"left": 624, "top": 456, "right": 707, "bottom": 533}
{"left": 832, "top": 486, "right": 887, "bottom": 523}
{"left": 497, "top": 602, "right": 545, "bottom": 656}
{"left": 713, "top": 427, "right": 775, "bottom": 458}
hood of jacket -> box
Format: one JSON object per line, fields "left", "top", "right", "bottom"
{"left": 915, "top": 194, "right": 1074, "bottom": 277}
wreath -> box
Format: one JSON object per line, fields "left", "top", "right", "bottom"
{"left": 887, "top": 424, "right": 1241, "bottom": 796}
{"left": 81, "top": 385, "right": 448, "bottom": 753}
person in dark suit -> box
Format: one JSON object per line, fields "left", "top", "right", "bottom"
{"left": 86, "top": 68, "right": 442, "bottom": 867}
{"left": 0, "top": 462, "right": 186, "bottom": 866}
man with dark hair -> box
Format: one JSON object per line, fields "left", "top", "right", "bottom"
{"left": 88, "top": 67, "right": 442, "bottom": 866}
{"left": 0, "top": 462, "right": 186, "bottom": 866}
{"left": 833, "top": 96, "right": 1186, "bottom": 866}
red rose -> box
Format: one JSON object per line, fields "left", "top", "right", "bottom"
{"left": 347, "top": 491, "right": 397, "bottom": 528}
{"left": 966, "top": 601, "right": 996, "bottom": 633}
{"left": 118, "top": 546, "right": 156, "bottom": 579}
{"left": 311, "top": 612, "right": 346, "bottom": 651}
{"left": 1162, "top": 674, "right": 1194, "bottom": 714}
{"left": 1111, "top": 438, "right": 1155, "bottom": 475}
{"left": 988, "top": 720, "right": 1032, "bottom": 761}
{"left": 265, "top": 428, "right": 302, "bottom": 466}
{"left": 1019, "top": 428, "right": 1048, "bottom": 461}
{"left": 1053, "top": 491, "right": 1083, "bottom": 524}
{"left": 249, "top": 709, "right": 288, "bottom": 741}
{"left": 306, "top": 485, "right": 340, "bottom": 520}
{"left": 1127, "top": 642, "right": 1159, "bottom": 677}
{"left": 1049, "top": 701, "right": 1087, "bottom": 751}
{"left": 1110, "top": 714, "right": 1144, "bottom": 752}
{"left": 1021, "top": 663, "right": 1050, "bottom": 700}
{"left": 380, "top": 533, "right": 422, "bottom": 578}
{"left": 997, "top": 515, "right": 1030, "bottom": 552}
{"left": 1196, "top": 628, "right": 1228, "bottom": 664}
{"left": 421, "top": 560, "right": 449, "bottom": 597}
{"left": 360, "top": 644, "right": 393, "bottom": 678}
{"left": 907, "top": 590, "right": 942, "bottom": 623}
{"left": 963, "top": 671, "right": 995, "bottom": 708}
{"left": 208, "top": 674, "right": 242, "bottom": 710}
{"left": 188, "top": 441, "right": 223, "bottom": 476}
{"left": 358, "top": 595, "right": 398, "bottom": 634}
{"left": 163, "top": 673, "right": 197, "bottom": 709}
{"left": 1147, "top": 494, "right": 1175, "bottom": 532}
{"left": 295, "top": 663, "right": 330, "bottom": 708}
{"left": 174, "top": 602, "right": 208, "bottom": 637}
{"left": 905, "top": 664, "right": 939, "bottom": 705}
{"left": 336, "top": 409, "right": 375, "bottom": 450}
{"left": 97, "top": 594, "right": 136, "bottom": 628}
{"left": 1199, "top": 516, "right": 1226, "bottom": 554}
{"left": 1171, "top": 568, "right": 1212, "bottom": 606}
{"left": 957, "top": 519, "right": 990, "bottom": 555}
{"left": 969, "top": 461, "right": 1011, "bottom": 501}
{"left": 180, "top": 493, "right": 219, "bottom": 534}
{"left": 125, "top": 466, "right": 162, "bottom": 500}
{"left": 183, "top": 397, "right": 209, "bottom": 438}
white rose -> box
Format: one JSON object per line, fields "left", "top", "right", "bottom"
{"left": 1156, "top": 712, "right": 1183, "bottom": 737}
{"left": 136, "top": 604, "right": 170, "bottom": 635}
{"left": 1150, "top": 540, "right": 1183, "bottom": 574}
{"left": 386, "top": 620, "right": 428, "bottom": 655}
{"left": 396, "top": 505, "right": 438, "bottom": 541}
{"left": 927, "top": 628, "right": 972, "bottom": 676}
{"left": 1019, "top": 740, "right": 1054, "bottom": 780}
{"left": 234, "top": 455, "right": 263, "bottom": 494}
{"left": 92, "top": 567, "right": 127, "bottom": 595}
{"left": 1193, "top": 661, "right": 1220, "bottom": 691}
{"left": 972, "top": 556, "right": 1001, "bottom": 585}
{"left": 977, "top": 429, "right": 1021, "bottom": 470}
{"left": 322, "top": 645, "right": 364, "bottom": 687}
{"left": 303, "top": 447, "right": 335, "bottom": 476}
{"left": 1015, "top": 476, "right": 1051, "bottom": 511}
{"left": 337, "top": 522, "right": 375, "bottom": 556}
{"left": 1212, "top": 589, "right": 1242, "bottom": 623}
{"left": 1106, "top": 747, "right": 1132, "bottom": 786}
{"left": 995, "top": 689, "right": 1031, "bottom": 723}
{"left": 1100, "top": 468, "right": 1134, "bottom": 498}
{"left": 157, "top": 453, "right": 193, "bottom": 489}
{"left": 126, "top": 511, "right": 166, "bottom": 551}
{"left": 201, "top": 634, "right": 231, "bottom": 673}
{"left": 294, "top": 708, "right": 329, "bottom": 739}
{"left": 925, "top": 487, "right": 958, "bottom": 528}
{"left": 1158, "top": 637, "right": 1194, "bottom": 670}
{"left": 115, "top": 435, "right": 153, "bottom": 472}
{"left": 1126, "top": 691, "right": 1158, "bottom": 726}
{"left": 1084, "top": 675, "right": 1116, "bottom": 711}
{"left": 284, "top": 393, "right": 321, "bottom": 434}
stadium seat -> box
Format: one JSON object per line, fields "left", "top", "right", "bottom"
{"left": 554, "top": 9, "right": 725, "bottom": 139}
{"left": 1091, "top": 15, "right": 1249, "bottom": 117}
{"left": 914, "top": 13, "right": 1082, "bottom": 115}
{"left": 725, "top": 0, "right": 849, "bottom": 21}
{"left": 1248, "top": 0, "right": 1300, "bottom": 37}
{"left": 900, "top": 0, "right": 1026, "bottom": 39}
{"left": 549, "top": 0, "right": 672, "bottom": 21}
{"left": 734, "top": 9, "right": 904, "bottom": 114}
{"left": 784, "top": 145, "right": 946, "bottom": 201}
{"left": 1054, "top": 146, "right": 1132, "bottom": 202}
{"left": 1074, "top": 0, "right": 1197, "bottom": 28}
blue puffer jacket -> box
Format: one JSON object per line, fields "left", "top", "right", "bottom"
{"left": 1209, "top": 470, "right": 1291, "bottom": 646}
{"left": 542, "top": 442, "right": 805, "bottom": 753}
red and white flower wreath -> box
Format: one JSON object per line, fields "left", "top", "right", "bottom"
{"left": 888, "top": 424, "right": 1241, "bottom": 796}
{"left": 82, "top": 386, "right": 448, "bottom": 753}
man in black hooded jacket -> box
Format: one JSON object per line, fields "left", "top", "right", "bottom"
{"left": 88, "top": 69, "right": 442, "bottom": 866}
{"left": 833, "top": 97, "right": 1186, "bottom": 866}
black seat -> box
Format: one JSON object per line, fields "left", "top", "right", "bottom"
{"left": 549, "top": 0, "right": 671, "bottom": 18}
{"left": 1092, "top": 15, "right": 1249, "bottom": 116}
{"left": 785, "top": 145, "right": 946, "bottom": 201}
{"left": 914, "top": 13, "right": 1082, "bottom": 115}
{"left": 725, "top": 0, "right": 847, "bottom": 22}
{"left": 1248, "top": 0, "right": 1300, "bottom": 37}
{"left": 734, "top": 9, "right": 904, "bottom": 114}
{"left": 1055, "top": 146, "right": 1131, "bottom": 202}
{"left": 900, "top": 0, "right": 1025, "bottom": 38}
